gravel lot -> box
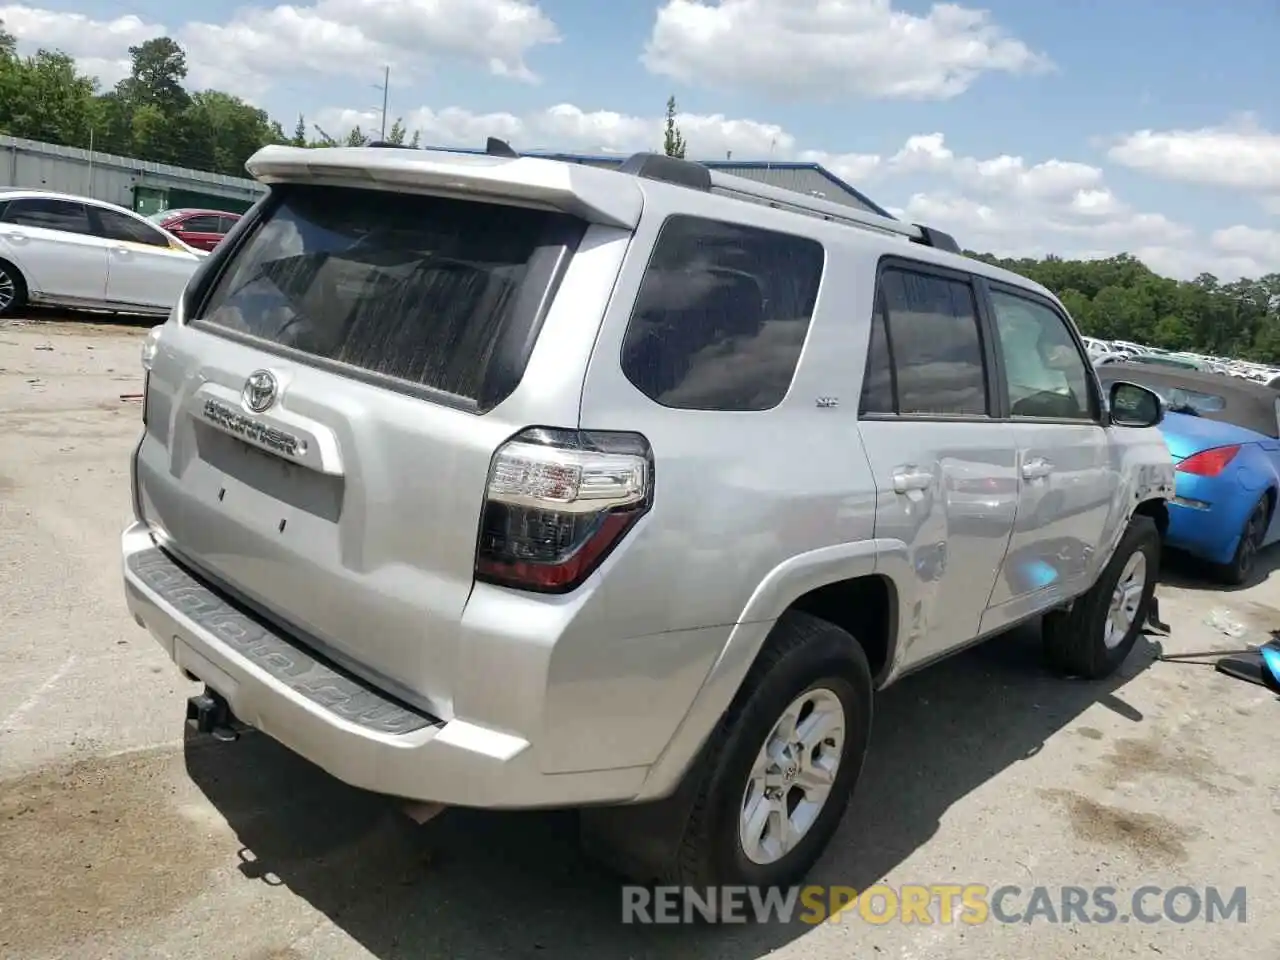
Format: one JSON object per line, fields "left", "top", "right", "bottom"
{"left": 2, "top": 318, "right": 1278, "bottom": 959}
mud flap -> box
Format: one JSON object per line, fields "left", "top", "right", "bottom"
{"left": 1145, "top": 589, "right": 1170, "bottom": 634}
{"left": 578, "top": 744, "right": 711, "bottom": 884}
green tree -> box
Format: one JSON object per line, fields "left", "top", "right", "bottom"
{"left": 663, "top": 95, "right": 686, "bottom": 158}
{"left": 290, "top": 114, "right": 307, "bottom": 147}
{"left": 0, "top": 48, "right": 99, "bottom": 146}
{"left": 117, "top": 37, "right": 190, "bottom": 115}
{"left": 179, "top": 90, "right": 284, "bottom": 176}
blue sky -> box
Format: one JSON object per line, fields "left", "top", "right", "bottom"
{"left": 4, "top": 0, "right": 1278, "bottom": 279}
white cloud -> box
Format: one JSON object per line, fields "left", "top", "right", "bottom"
{"left": 0, "top": 4, "right": 163, "bottom": 85}
{"left": 643, "top": 0, "right": 1052, "bottom": 100}
{"left": 1, "top": 0, "right": 560, "bottom": 98}
{"left": 1108, "top": 118, "right": 1280, "bottom": 192}
{"left": 888, "top": 133, "right": 1102, "bottom": 199}
{"left": 1211, "top": 225, "right": 1280, "bottom": 265}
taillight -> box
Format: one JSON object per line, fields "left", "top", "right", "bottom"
{"left": 1176, "top": 444, "right": 1241, "bottom": 476}
{"left": 475, "top": 427, "right": 653, "bottom": 593}
{"left": 140, "top": 325, "right": 161, "bottom": 426}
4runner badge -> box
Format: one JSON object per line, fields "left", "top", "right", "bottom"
{"left": 242, "top": 369, "right": 278, "bottom": 413}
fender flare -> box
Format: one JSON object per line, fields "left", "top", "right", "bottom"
{"left": 630, "top": 537, "right": 911, "bottom": 802}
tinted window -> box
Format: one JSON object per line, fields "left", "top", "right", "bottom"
{"left": 620, "top": 215, "right": 824, "bottom": 411}
{"left": 879, "top": 268, "right": 987, "bottom": 416}
{"left": 93, "top": 208, "right": 171, "bottom": 247}
{"left": 3, "top": 197, "right": 90, "bottom": 234}
{"left": 218, "top": 215, "right": 239, "bottom": 233}
{"left": 194, "top": 183, "right": 582, "bottom": 403}
{"left": 859, "top": 300, "right": 895, "bottom": 414}
{"left": 181, "top": 215, "right": 222, "bottom": 233}
{"left": 989, "top": 289, "right": 1092, "bottom": 420}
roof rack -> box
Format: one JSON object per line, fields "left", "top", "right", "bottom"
{"left": 616, "top": 151, "right": 961, "bottom": 254}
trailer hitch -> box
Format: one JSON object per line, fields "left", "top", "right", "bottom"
{"left": 187, "top": 687, "right": 239, "bottom": 742}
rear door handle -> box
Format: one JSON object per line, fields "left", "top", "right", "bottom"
{"left": 892, "top": 467, "right": 933, "bottom": 493}
{"left": 1022, "top": 457, "right": 1053, "bottom": 480}
{"left": 3, "top": 231, "right": 27, "bottom": 243}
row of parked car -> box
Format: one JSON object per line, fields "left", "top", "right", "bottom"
{"left": 0, "top": 188, "right": 240, "bottom": 319}
{"left": 1086, "top": 335, "right": 1280, "bottom": 388}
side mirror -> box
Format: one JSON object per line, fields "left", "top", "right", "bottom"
{"left": 1109, "top": 380, "right": 1164, "bottom": 428}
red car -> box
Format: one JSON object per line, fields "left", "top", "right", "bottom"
{"left": 147, "top": 208, "right": 241, "bottom": 251}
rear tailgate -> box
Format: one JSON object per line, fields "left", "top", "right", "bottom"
{"left": 135, "top": 153, "right": 640, "bottom": 715}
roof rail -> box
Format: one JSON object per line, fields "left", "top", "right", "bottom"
{"left": 615, "top": 151, "right": 961, "bottom": 253}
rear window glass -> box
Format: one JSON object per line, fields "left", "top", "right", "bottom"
{"left": 193, "top": 184, "right": 579, "bottom": 403}
{"left": 620, "top": 215, "right": 824, "bottom": 411}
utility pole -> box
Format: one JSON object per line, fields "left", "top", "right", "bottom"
{"left": 374, "top": 65, "right": 390, "bottom": 139}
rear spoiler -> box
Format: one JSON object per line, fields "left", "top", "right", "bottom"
{"left": 244, "top": 143, "right": 961, "bottom": 252}
{"left": 244, "top": 144, "right": 644, "bottom": 229}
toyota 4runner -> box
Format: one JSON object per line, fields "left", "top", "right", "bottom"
{"left": 122, "top": 143, "right": 1175, "bottom": 890}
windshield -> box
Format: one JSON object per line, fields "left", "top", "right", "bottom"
{"left": 1128, "top": 381, "right": 1224, "bottom": 416}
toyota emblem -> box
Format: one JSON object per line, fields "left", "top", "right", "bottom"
{"left": 242, "top": 369, "right": 278, "bottom": 413}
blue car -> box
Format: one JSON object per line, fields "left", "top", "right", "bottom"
{"left": 1098, "top": 363, "right": 1280, "bottom": 583}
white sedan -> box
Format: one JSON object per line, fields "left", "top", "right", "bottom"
{"left": 0, "top": 190, "right": 205, "bottom": 319}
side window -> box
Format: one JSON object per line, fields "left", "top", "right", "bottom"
{"left": 619, "top": 214, "right": 824, "bottom": 411}
{"left": 182, "top": 214, "right": 222, "bottom": 233}
{"left": 877, "top": 268, "right": 988, "bottom": 416}
{"left": 92, "top": 208, "right": 172, "bottom": 247}
{"left": 3, "top": 198, "right": 91, "bottom": 234}
{"left": 989, "top": 289, "right": 1093, "bottom": 420}
{"left": 218, "top": 216, "right": 239, "bottom": 233}
{"left": 858, "top": 297, "right": 895, "bottom": 414}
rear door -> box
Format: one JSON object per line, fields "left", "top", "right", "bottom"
{"left": 90, "top": 206, "right": 201, "bottom": 310}
{"left": 134, "top": 180, "right": 601, "bottom": 714}
{"left": 857, "top": 260, "right": 1019, "bottom": 668}
{"left": 980, "top": 281, "right": 1114, "bottom": 630}
{"left": 0, "top": 197, "right": 109, "bottom": 302}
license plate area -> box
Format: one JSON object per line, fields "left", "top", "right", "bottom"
{"left": 194, "top": 422, "right": 344, "bottom": 523}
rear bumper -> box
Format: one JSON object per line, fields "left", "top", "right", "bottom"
{"left": 122, "top": 522, "right": 651, "bottom": 808}
{"left": 1164, "top": 474, "right": 1252, "bottom": 565}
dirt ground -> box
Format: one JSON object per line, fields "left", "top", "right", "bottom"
{"left": 1, "top": 316, "right": 1278, "bottom": 959}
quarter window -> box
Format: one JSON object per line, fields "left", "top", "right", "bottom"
{"left": 619, "top": 215, "right": 824, "bottom": 411}
{"left": 859, "top": 267, "right": 988, "bottom": 417}
{"left": 989, "top": 289, "right": 1093, "bottom": 420}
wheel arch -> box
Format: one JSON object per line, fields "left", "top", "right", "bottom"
{"left": 0, "top": 254, "right": 30, "bottom": 299}
{"left": 632, "top": 539, "right": 906, "bottom": 802}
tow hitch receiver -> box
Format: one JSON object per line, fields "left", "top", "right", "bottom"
{"left": 187, "top": 687, "right": 239, "bottom": 742}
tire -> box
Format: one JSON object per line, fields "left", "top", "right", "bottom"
{"left": 0, "top": 259, "right": 27, "bottom": 318}
{"left": 1043, "top": 515, "right": 1160, "bottom": 680}
{"left": 1212, "top": 495, "right": 1271, "bottom": 586}
{"left": 668, "top": 611, "right": 873, "bottom": 894}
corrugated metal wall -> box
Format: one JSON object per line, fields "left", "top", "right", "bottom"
{"left": 0, "top": 135, "right": 265, "bottom": 212}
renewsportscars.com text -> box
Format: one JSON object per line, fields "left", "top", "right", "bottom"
{"left": 621, "top": 884, "right": 1248, "bottom": 925}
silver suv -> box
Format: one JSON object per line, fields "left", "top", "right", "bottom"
{"left": 123, "top": 144, "right": 1174, "bottom": 890}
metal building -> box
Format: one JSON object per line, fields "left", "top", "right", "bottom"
{"left": 0, "top": 134, "right": 265, "bottom": 215}
{"left": 425, "top": 147, "right": 891, "bottom": 216}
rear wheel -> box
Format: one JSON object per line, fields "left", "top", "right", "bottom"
{"left": 1043, "top": 515, "right": 1160, "bottom": 679}
{"left": 1213, "top": 495, "right": 1271, "bottom": 586}
{"left": 0, "top": 260, "right": 27, "bottom": 318}
{"left": 670, "top": 612, "right": 873, "bottom": 893}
